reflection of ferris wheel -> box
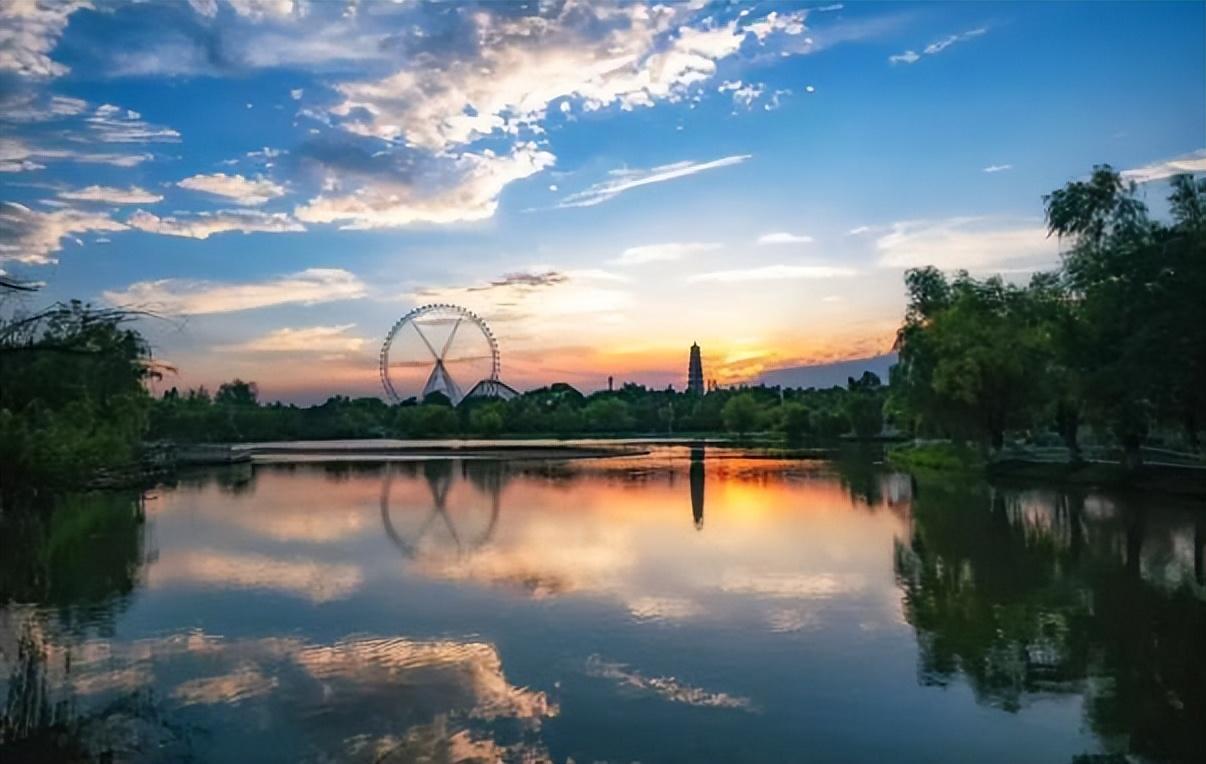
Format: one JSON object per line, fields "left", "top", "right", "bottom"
{"left": 379, "top": 462, "right": 502, "bottom": 560}
{"left": 379, "top": 304, "right": 500, "bottom": 405}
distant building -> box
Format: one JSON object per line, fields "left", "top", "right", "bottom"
{"left": 687, "top": 342, "right": 704, "bottom": 395}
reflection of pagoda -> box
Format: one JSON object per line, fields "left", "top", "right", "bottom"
{"left": 690, "top": 446, "right": 705, "bottom": 530}
{"left": 687, "top": 342, "right": 704, "bottom": 395}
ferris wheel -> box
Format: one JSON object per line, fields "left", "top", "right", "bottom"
{"left": 379, "top": 304, "right": 500, "bottom": 405}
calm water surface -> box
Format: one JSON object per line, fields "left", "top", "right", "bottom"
{"left": 2, "top": 447, "right": 1203, "bottom": 763}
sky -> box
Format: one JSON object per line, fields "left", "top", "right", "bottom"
{"left": 1, "top": 0, "right": 1203, "bottom": 403}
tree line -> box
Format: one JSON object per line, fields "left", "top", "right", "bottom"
{"left": 891, "top": 168, "right": 1205, "bottom": 466}
{"left": 2, "top": 165, "right": 1202, "bottom": 488}
{"left": 146, "top": 373, "right": 886, "bottom": 444}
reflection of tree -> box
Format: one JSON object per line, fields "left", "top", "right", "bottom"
{"left": 380, "top": 460, "right": 502, "bottom": 560}
{"left": 895, "top": 479, "right": 1206, "bottom": 761}
{"left": 1, "top": 620, "right": 188, "bottom": 762}
{"left": 0, "top": 493, "right": 186, "bottom": 760}
{"left": 833, "top": 446, "right": 885, "bottom": 506}
{"left": 0, "top": 492, "right": 147, "bottom": 625}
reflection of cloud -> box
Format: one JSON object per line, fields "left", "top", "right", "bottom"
{"left": 721, "top": 571, "right": 863, "bottom": 598}
{"left": 295, "top": 636, "right": 555, "bottom": 723}
{"left": 626, "top": 596, "right": 703, "bottom": 622}
{"left": 357, "top": 723, "right": 549, "bottom": 764}
{"left": 173, "top": 664, "right": 279, "bottom": 705}
{"left": 147, "top": 549, "right": 363, "bottom": 602}
{"left": 17, "top": 624, "right": 556, "bottom": 761}
{"left": 71, "top": 666, "right": 153, "bottom": 696}
{"left": 586, "top": 655, "right": 756, "bottom": 712}
{"left": 766, "top": 607, "right": 821, "bottom": 633}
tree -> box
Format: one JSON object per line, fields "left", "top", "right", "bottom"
{"left": 215, "top": 379, "right": 258, "bottom": 407}
{"left": 722, "top": 393, "right": 761, "bottom": 437}
{"left": 1042, "top": 166, "right": 1201, "bottom": 465}
{"left": 892, "top": 270, "right": 1058, "bottom": 450}
{"left": 469, "top": 404, "right": 504, "bottom": 436}
{"left": 411, "top": 403, "right": 458, "bottom": 437}
{"left": 778, "top": 402, "right": 812, "bottom": 443}
{"left": 845, "top": 372, "right": 885, "bottom": 439}
{"left": 0, "top": 300, "right": 156, "bottom": 487}
{"left": 583, "top": 398, "right": 633, "bottom": 432}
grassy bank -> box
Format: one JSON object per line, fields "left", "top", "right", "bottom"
{"left": 889, "top": 441, "right": 1206, "bottom": 499}
{"left": 886, "top": 442, "right": 987, "bottom": 473}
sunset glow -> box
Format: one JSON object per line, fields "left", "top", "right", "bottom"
{"left": 2, "top": 2, "right": 1202, "bottom": 401}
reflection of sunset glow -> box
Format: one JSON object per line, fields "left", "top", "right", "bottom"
{"left": 148, "top": 549, "right": 364, "bottom": 602}
{"left": 393, "top": 456, "right": 908, "bottom": 633}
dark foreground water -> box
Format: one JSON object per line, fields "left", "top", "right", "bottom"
{"left": 1, "top": 447, "right": 1203, "bottom": 763}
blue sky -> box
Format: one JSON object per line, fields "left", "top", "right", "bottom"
{"left": 1, "top": 0, "right": 1203, "bottom": 402}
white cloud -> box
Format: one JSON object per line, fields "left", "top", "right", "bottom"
{"left": 86, "top": 103, "right": 180, "bottom": 143}
{"left": 1121, "top": 149, "right": 1206, "bottom": 184}
{"left": 982, "top": 164, "right": 1012, "bottom": 173}
{"left": 612, "top": 242, "right": 720, "bottom": 265}
{"left": 924, "top": 27, "right": 987, "bottom": 55}
{"left": 103, "top": 268, "right": 366, "bottom": 315}
{"left": 225, "top": 0, "right": 298, "bottom": 22}
{"left": 187, "top": 0, "right": 219, "bottom": 18}
{"left": 557, "top": 154, "right": 751, "bottom": 208}
{"left": 0, "top": 93, "right": 88, "bottom": 122}
{"left": 58, "top": 185, "right": 164, "bottom": 204}
{"left": 127, "top": 209, "right": 304, "bottom": 239}
{"left": 890, "top": 27, "right": 986, "bottom": 65}
{"left": 874, "top": 217, "right": 1059, "bottom": 270}
{"left": 757, "top": 232, "right": 813, "bottom": 245}
{"left": 888, "top": 50, "right": 919, "bottom": 65}
{"left": 290, "top": 88, "right": 303, "bottom": 100}
{"left": 412, "top": 269, "right": 632, "bottom": 330}
{"left": 295, "top": 143, "right": 554, "bottom": 228}
{"left": 0, "top": 0, "right": 87, "bottom": 78}
{"left": 178, "top": 173, "right": 287, "bottom": 205}
{"left": 718, "top": 79, "right": 765, "bottom": 109}
{"left": 0, "top": 201, "right": 128, "bottom": 264}
{"left": 328, "top": 6, "right": 807, "bottom": 151}
{"left": 218, "top": 324, "right": 366, "bottom": 354}
{"left": 0, "top": 138, "right": 151, "bottom": 172}
{"left": 688, "top": 265, "right": 855, "bottom": 283}
{"left": 847, "top": 225, "right": 871, "bottom": 235}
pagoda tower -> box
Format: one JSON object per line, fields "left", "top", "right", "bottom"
{"left": 687, "top": 342, "right": 704, "bottom": 395}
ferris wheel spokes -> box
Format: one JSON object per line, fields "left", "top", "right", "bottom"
{"left": 409, "top": 319, "right": 441, "bottom": 361}
{"left": 380, "top": 304, "right": 502, "bottom": 405}
{"left": 440, "top": 316, "right": 463, "bottom": 359}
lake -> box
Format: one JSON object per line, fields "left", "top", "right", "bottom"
{"left": 1, "top": 446, "right": 1203, "bottom": 763}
